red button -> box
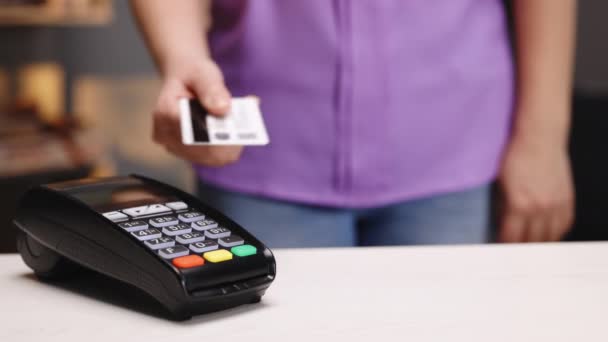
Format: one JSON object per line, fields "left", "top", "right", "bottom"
{"left": 172, "top": 255, "right": 205, "bottom": 269}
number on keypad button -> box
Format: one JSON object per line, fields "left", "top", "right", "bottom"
{"left": 144, "top": 237, "right": 175, "bottom": 250}
{"left": 191, "top": 219, "right": 218, "bottom": 231}
{"left": 189, "top": 240, "right": 219, "bottom": 253}
{"left": 149, "top": 216, "right": 178, "bottom": 228}
{"left": 118, "top": 220, "right": 148, "bottom": 232}
{"left": 162, "top": 224, "right": 192, "bottom": 236}
{"left": 131, "top": 228, "right": 162, "bottom": 241}
{"left": 178, "top": 211, "right": 205, "bottom": 223}
{"left": 176, "top": 231, "right": 205, "bottom": 244}
{"left": 205, "top": 227, "right": 231, "bottom": 239}
{"left": 218, "top": 235, "right": 244, "bottom": 248}
{"left": 158, "top": 245, "right": 189, "bottom": 259}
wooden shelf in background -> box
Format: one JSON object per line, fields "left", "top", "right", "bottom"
{"left": 0, "top": 2, "right": 112, "bottom": 26}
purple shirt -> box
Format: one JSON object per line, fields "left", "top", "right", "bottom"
{"left": 196, "top": 0, "right": 514, "bottom": 208}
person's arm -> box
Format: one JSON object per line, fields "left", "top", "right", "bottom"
{"left": 130, "top": 0, "right": 209, "bottom": 75}
{"left": 499, "top": 0, "right": 577, "bottom": 242}
{"left": 130, "top": 0, "right": 241, "bottom": 166}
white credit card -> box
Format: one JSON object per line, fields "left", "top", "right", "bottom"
{"left": 179, "top": 97, "right": 269, "bottom": 145}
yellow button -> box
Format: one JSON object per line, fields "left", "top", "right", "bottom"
{"left": 203, "top": 249, "right": 233, "bottom": 263}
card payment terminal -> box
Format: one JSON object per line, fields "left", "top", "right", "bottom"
{"left": 13, "top": 175, "right": 276, "bottom": 320}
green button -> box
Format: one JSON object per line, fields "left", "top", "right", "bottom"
{"left": 231, "top": 244, "right": 257, "bottom": 257}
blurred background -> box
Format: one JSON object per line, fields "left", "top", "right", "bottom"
{"left": 0, "top": 0, "right": 606, "bottom": 252}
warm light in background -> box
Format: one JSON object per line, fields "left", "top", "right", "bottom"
{"left": 0, "top": 0, "right": 112, "bottom": 26}
{"left": 16, "top": 62, "right": 65, "bottom": 123}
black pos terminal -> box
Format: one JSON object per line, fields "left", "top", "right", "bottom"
{"left": 13, "top": 175, "right": 276, "bottom": 320}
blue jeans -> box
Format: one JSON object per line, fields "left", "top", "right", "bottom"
{"left": 198, "top": 182, "right": 492, "bottom": 248}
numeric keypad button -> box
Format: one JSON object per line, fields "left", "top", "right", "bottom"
{"left": 149, "top": 216, "right": 178, "bottom": 228}
{"left": 205, "top": 227, "right": 231, "bottom": 239}
{"left": 131, "top": 228, "right": 162, "bottom": 241}
{"left": 176, "top": 231, "right": 205, "bottom": 244}
{"left": 162, "top": 224, "right": 192, "bottom": 236}
{"left": 178, "top": 211, "right": 205, "bottom": 223}
{"left": 191, "top": 219, "right": 218, "bottom": 231}
{"left": 158, "top": 245, "right": 189, "bottom": 259}
{"left": 118, "top": 220, "right": 148, "bottom": 232}
{"left": 122, "top": 204, "right": 171, "bottom": 218}
{"left": 218, "top": 235, "right": 244, "bottom": 248}
{"left": 102, "top": 211, "right": 128, "bottom": 222}
{"left": 189, "top": 240, "right": 219, "bottom": 253}
{"left": 165, "top": 201, "right": 188, "bottom": 211}
{"left": 144, "top": 237, "right": 175, "bottom": 250}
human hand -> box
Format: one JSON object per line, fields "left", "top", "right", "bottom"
{"left": 498, "top": 134, "right": 575, "bottom": 242}
{"left": 153, "top": 59, "right": 243, "bottom": 167}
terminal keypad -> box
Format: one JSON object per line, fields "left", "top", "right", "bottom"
{"left": 103, "top": 202, "right": 257, "bottom": 269}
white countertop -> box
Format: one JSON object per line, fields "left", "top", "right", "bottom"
{"left": 1, "top": 243, "right": 608, "bottom": 341}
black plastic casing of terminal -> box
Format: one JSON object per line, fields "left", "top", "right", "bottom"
{"left": 13, "top": 175, "right": 276, "bottom": 320}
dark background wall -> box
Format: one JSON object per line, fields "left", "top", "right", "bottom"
{"left": 576, "top": 0, "right": 608, "bottom": 93}
{"left": 569, "top": 1, "right": 608, "bottom": 241}
{"left": 0, "top": 0, "right": 155, "bottom": 86}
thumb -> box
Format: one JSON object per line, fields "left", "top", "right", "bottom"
{"left": 191, "top": 76, "right": 231, "bottom": 117}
